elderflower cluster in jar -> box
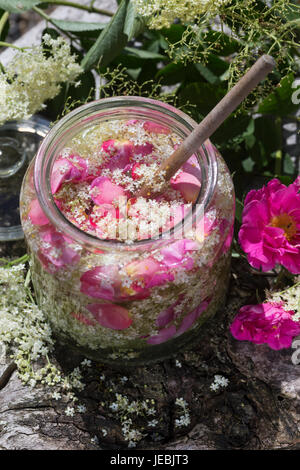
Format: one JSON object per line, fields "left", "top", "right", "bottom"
{"left": 0, "top": 34, "right": 82, "bottom": 126}
{"left": 20, "top": 97, "right": 235, "bottom": 365}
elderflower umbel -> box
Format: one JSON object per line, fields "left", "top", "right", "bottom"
{"left": 132, "top": 0, "right": 231, "bottom": 29}
{"left": 210, "top": 374, "right": 229, "bottom": 391}
{"left": 174, "top": 397, "right": 191, "bottom": 428}
{"left": 0, "top": 34, "right": 82, "bottom": 126}
{"left": 267, "top": 277, "right": 300, "bottom": 322}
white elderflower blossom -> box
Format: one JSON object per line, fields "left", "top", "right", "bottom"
{"left": 0, "top": 260, "right": 90, "bottom": 414}
{"left": 0, "top": 34, "right": 82, "bottom": 126}
{"left": 77, "top": 404, "right": 87, "bottom": 413}
{"left": 65, "top": 406, "right": 75, "bottom": 416}
{"left": 133, "top": 0, "right": 231, "bottom": 29}
{"left": 210, "top": 374, "right": 229, "bottom": 392}
{"left": 148, "top": 419, "right": 158, "bottom": 427}
{"left": 174, "top": 397, "right": 191, "bottom": 428}
{"left": 267, "top": 277, "right": 300, "bottom": 322}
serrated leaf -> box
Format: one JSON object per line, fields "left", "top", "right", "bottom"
{"left": 51, "top": 19, "right": 106, "bottom": 33}
{"left": 0, "top": 0, "right": 42, "bottom": 12}
{"left": 81, "top": 0, "right": 132, "bottom": 71}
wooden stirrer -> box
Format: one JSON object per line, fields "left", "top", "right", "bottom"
{"left": 137, "top": 54, "right": 275, "bottom": 198}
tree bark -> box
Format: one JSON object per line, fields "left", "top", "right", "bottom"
{"left": 0, "top": 240, "right": 299, "bottom": 450}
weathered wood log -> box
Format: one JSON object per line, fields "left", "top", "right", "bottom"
{"left": 0, "top": 238, "right": 299, "bottom": 450}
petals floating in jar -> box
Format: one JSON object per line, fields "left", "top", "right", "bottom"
{"left": 89, "top": 176, "right": 126, "bottom": 205}
{"left": 86, "top": 303, "right": 132, "bottom": 330}
{"left": 51, "top": 154, "right": 89, "bottom": 194}
{"left": 28, "top": 199, "right": 49, "bottom": 226}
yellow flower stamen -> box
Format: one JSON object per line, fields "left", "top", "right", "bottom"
{"left": 270, "top": 213, "right": 297, "bottom": 241}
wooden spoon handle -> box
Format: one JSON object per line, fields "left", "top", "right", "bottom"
{"left": 137, "top": 55, "right": 275, "bottom": 197}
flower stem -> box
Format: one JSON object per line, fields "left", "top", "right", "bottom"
{"left": 0, "top": 41, "right": 28, "bottom": 51}
{"left": 46, "top": 0, "right": 114, "bottom": 16}
{"left": 273, "top": 266, "right": 288, "bottom": 290}
{"left": 33, "top": 6, "right": 76, "bottom": 42}
{"left": 0, "top": 253, "right": 29, "bottom": 267}
{"left": 274, "top": 116, "right": 283, "bottom": 175}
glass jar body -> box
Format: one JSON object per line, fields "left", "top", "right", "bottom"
{"left": 20, "top": 97, "right": 235, "bottom": 366}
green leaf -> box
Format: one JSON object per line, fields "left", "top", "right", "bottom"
{"left": 205, "top": 54, "right": 229, "bottom": 77}
{"left": 126, "top": 67, "right": 142, "bottom": 80}
{"left": 235, "top": 198, "right": 244, "bottom": 224}
{"left": 0, "top": 0, "right": 42, "bottom": 12}
{"left": 51, "top": 19, "right": 106, "bottom": 33}
{"left": 179, "top": 82, "right": 226, "bottom": 117}
{"left": 242, "top": 157, "right": 255, "bottom": 172}
{"left": 202, "top": 31, "right": 241, "bottom": 56}
{"left": 123, "top": 0, "right": 145, "bottom": 39}
{"left": 156, "top": 62, "right": 186, "bottom": 85}
{"left": 161, "top": 24, "right": 185, "bottom": 44}
{"left": 283, "top": 153, "right": 295, "bottom": 175}
{"left": 124, "top": 46, "right": 165, "bottom": 60}
{"left": 213, "top": 114, "right": 251, "bottom": 145}
{"left": 194, "top": 63, "right": 219, "bottom": 84}
{"left": 0, "top": 9, "right": 9, "bottom": 41}
{"left": 81, "top": 0, "right": 132, "bottom": 71}
{"left": 258, "top": 73, "right": 299, "bottom": 117}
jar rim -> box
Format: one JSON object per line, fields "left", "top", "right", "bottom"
{"left": 34, "top": 96, "right": 218, "bottom": 251}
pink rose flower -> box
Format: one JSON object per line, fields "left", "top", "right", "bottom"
{"left": 230, "top": 302, "right": 300, "bottom": 350}
{"left": 239, "top": 178, "right": 300, "bottom": 273}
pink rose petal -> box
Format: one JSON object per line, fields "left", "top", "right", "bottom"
{"left": 143, "top": 121, "right": 170, "bottom": 135}
{"left": 170, "top": 170, "right": 201, "bottom": 203}
{"left": 146, "top": 325, "right": 177, "bottom": 344}
{"left": 28, "top": 199, "right": 49, "bottom": 226}
{"left": 51, "top": 154, "right": 88, "bottom": 194}
{"left": 86, "top": 303, "right": 132, "bottom": 330}
{"left": 90, "top": 176, "right": 126, "bottom": 205}
{"left": 101, "top": 139, "right": 133, "bottom": 171}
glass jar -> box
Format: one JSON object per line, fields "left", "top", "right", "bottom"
{"left": 20, "top": 97, "right": 235, "bottom": 366}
